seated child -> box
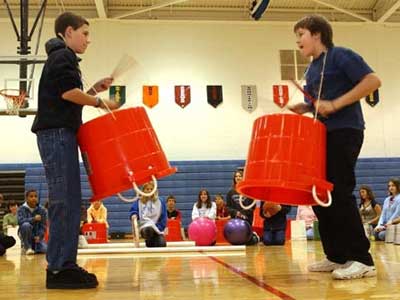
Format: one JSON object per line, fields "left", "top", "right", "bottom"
{"left": 17, "top": 189, "right": 47, "bottom": 254}
{"left": 260, "top": 202, "right": 291, "bottom": 246}
{"left": 226, "top": 170, "right": 259, "bottom": 245}
{"left": 129, "top": 182, "right": 167, "bottom": 247}
{"left": 166, "top": 195, "right": 182, "bottom": 221}
{"left": 87, "top": 200, "right": 109, "bottom": 229}
{"left": 374, "top": 179, "right": 400, "bottom": 241}
{"left": 0, "top": 232, "right": 16, "bottom": 256}
{"left": 215, "top": 194, "right": 230, "bottom": 220}
{"left": 192, "top": 189, "right": 217, "bottom": 220}
{"left": 0, "top": 193, "right": 16, "bottom": 255}
{"left": 296, "top": 205, "right": 318, "bottom": 240}
{"left": 3, "top": 201, "right": 19, "bottom": 234}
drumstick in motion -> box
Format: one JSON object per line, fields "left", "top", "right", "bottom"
{"left": 111, "top": 54, "right": 138, "bottom": 80}
{"left": 290, "top": 79, "right": 317, "bottom": 104}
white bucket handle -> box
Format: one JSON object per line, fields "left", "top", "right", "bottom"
{"left": 131, "top": 215, "right": 140, "bottom": 248}
{"left": 312, "top": 185, "right": 332, "bottom": 207}
{"left": 239, "top": 195, "right": 257, "bottom": 210}
{"left": 117, "top": 193, "right": 140, "bottom": 203}
{"left": 117, "top": 174, "right": 158, "bottom": 202}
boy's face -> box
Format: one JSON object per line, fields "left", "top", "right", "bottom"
{"left": 26, "top": 191, "right": 38, "bottom": 208}
{"left": 65, "top": 24, "right": 90, "bottom": 54}
{"left": 10, "top": 205, "right": 17, "bottom": 214}
{"left": 295, "top": 28, "right": 320, "bottom": 57}
{"left": 167, "top": 199, "right": 176, "bottom": 210}
{"left": 215, "top": 196, "right": 223, "bottom": 207}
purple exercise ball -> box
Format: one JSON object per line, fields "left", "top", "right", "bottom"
{"left": 223, "top": 218, "right": 252, "bottom": 245}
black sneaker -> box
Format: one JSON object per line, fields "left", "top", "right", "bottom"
{"left": 46, "top": 267, "right": 98, "bottom": 289}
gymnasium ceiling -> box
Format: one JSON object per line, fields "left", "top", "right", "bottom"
{"left": 1, "top": 0, "right": 400, "bottom": 24}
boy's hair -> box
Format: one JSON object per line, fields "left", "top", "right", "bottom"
{"left": 214, "top": 193, "right": 224, "bottom": 200}
{"left": 25, "top": 189, "right": 37, "bottom": 198}
{"left": 293, "top": 14, "right": 334, "bottom": 49}
{"left": 55, "top": 12, "right": 89, "bottom": 37}
{"left": 7, "top": 200, "right": 18, "bottom": 210}
{"left": 166, "top": 195, "right": 176, "bottom": 203}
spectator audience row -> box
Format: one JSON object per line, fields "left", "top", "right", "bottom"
{"left": 1, "top": 175, "right": 400, "bottom": 254}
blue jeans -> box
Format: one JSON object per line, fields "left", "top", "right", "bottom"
{"left": 262, "top": 229, "right": 286, "bottom": 245}
{"left": 37, "top": 128, "right": 82, "bottom": 271}
{"left": 374, "top": 230, "right": 386, "bottom": 241}
{"left": 19, "top": 222, "right": 47, "bottom": 253}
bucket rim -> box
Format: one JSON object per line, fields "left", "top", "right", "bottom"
{"left": 236, "top": 179, "right": 333, "bottom": 206}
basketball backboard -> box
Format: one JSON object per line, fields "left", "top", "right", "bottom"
{"left": 0, "top": 55, "right": 45, "bottom": 117}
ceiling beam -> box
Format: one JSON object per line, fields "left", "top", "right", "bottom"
{"left": 310, "top": 0, "right": 372, "bottom": 23}
{"left": 376, "top": 0, "right": 400, "bottom": 23}
{"left": 113, "top": 0, "right": 189, "bottom": 20}
{"left": 94, "top": 0, "right": 107, "bottom": 18}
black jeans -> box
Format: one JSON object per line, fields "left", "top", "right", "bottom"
{"left": 141, "top": 227, "right": 167, "bottom": 248}
{"left": 313, "top": 128, "right": 374, "bottom": 266}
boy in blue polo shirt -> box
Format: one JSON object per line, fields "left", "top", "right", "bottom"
{"left": 290, "top": 14, "right": 381, "bottom": 280}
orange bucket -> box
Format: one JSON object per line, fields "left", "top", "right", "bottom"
{"left": 237, "top": 114, "right": 333, "bottom": 206}
{"left": 78, "top": 107, "right": 177, "bottom": 202}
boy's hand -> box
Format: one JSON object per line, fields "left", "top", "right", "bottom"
{"left": 288, "top": 103, "right": 311, "bottom": 115}
{"left": 34, "top": 214, "right": 42, "bottom": 222}
{"left": 100, "top": 99, "right": 120, "bottom": 110}
{"left": 315, "top": 100, "right": 338, "bottom": 118}
{"left": 92, "top": 77, "right": 113, "bottom": 93}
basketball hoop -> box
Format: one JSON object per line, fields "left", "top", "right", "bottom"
{"left": 0, "top": 89, "right": 26, "bottom": 115}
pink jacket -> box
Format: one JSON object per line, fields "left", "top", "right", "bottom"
{"left": 296, "top": 205, "right": 317, "bottom": 227}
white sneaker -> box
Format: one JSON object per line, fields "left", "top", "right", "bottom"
{"left": 308, "top": 258, "right": 349, "bottom": 272}
{"left": 78, "top": 235, "right": 89, "bottom": 248}
{"left": 25, "top": 248, "right": 35, "bottom": 255}
{"left": 332, "top": 261, "right": 377, "bottom": 280}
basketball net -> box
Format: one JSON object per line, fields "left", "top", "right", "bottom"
{"left": 0, "top": 89, "right": 26, "bottom": 115}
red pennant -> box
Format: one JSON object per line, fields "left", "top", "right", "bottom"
{"left": 174, "top": 85, "right": 191, "bottom": 108}
{"left": 273, "top": 85, "right": 289, "bottom": 108}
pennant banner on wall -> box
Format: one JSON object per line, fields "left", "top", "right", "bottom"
{"left": 365, "top": 89, "right": 379, "bottom": 107}
{"left": 175, "top": 85, "right": 191, "bottom": 108}
{"left": 143, "top": 85, "right": 159, "bottom": 108}
{"left": 273, "top": 85, "right": 289, "bottom": 108}
{"left": 241, "top": 85, "right": 257, "bottom": 113}
{"left": 109, "top": 85, "right": 126, "bottom": 107}
{"left": 207, "top": 85, "right": 223, "bottom": 108}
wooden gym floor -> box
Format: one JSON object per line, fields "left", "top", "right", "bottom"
{"left": 1, "top": 240, "right": 399, "bottom": 300}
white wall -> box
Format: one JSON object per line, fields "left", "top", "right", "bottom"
{"left": 0, "top": 19, "right": 399, "bottom": 163}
